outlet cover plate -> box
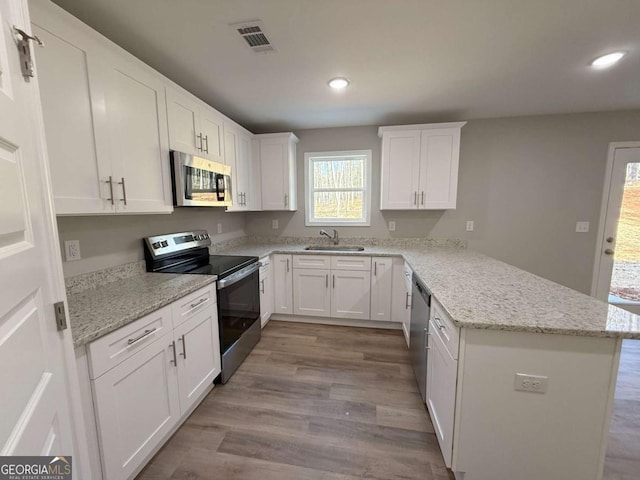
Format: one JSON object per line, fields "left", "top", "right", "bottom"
{"left": 576, "top": 221, "right": 590, "bottom": 233}
{"left": 64, "top": 240, "right": 81, "bottom": 262}
{"left": 466, "top": 220, "right": 474, "bottom": 232}
{"left": 515, "top": 373, "right": 548, "bottom": 393}
{"left": 388, "top": 221, "right": 396, "bottom": 231}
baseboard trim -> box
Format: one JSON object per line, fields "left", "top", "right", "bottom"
{"left": 269, "top": 314, "right": 402, "bottom": 330}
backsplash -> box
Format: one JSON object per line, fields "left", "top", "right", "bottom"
{"left": 245, "top": 235, "right": 467, "bottom": 249}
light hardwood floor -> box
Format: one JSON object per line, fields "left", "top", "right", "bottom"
{"left": 137, "top": 321, "right": 453, "bottom": 480}
{"left": 136, "top": 322, "right": 639, "bottom": 480}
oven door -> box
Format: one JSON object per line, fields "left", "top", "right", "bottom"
{"left": 217, "top": 263, "right": 261, "bottom": 353}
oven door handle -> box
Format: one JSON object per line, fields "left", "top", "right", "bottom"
{"left": 217, "top": 262, "right": 259, "bottom": 290}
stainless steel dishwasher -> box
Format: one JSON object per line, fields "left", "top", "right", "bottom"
{"left": 409, "top": 276, "right": 431, "bottom": 403}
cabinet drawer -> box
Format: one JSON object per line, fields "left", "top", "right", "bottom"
{"left": 171, "top": 284, "right": 216, "bottom": 329}
{"left": 87, "top": 305, "right": 172, "bottom": 379}
{"left": 330, "top": 255, "right": 371, "bottom": 271}
{"left": 430, "top": 299, "right": 459, "bottom": 359}
{"left": 293, "top": 255, "right": 331, "bottom": 270}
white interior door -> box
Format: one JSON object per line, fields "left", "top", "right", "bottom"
{"left": 0, "top": 0, "right": 79, "bottom": 466}
{"left": 594, "top": 144, "right": 640, "bottom": 314}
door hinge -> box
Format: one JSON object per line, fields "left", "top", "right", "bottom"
{"left": 54, "top": 301, "right": 68, "bottom": 331}
{"left": 13, "top": 26, "right": 44, "bottom": 78}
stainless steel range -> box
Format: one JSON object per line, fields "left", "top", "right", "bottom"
{"left": 143, "top": 230, "right": 260, "bottom": 383}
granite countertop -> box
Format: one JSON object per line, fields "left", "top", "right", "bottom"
{"left": 216, "top": 242, "right": 640, "bottom": 340}
{"left": 68, "top": 273, "right": 217, "bottom": 348}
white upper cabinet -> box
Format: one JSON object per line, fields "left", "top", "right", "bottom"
{"left": 32, "top": 0, "right": 172, "bottom": 215}
{"left": 166, "top": 87, "right": 224, "bottom": 164}
{"left": 379, "top": 122, "right": 465, "bottom": 210}
{"left": 103, "top": 55, "right": 172, "bottom": 213}
{"left": 257, "top": 133, "right": 298, "bottom": 211}
{"left": 225, "top": 122, "right": 261, "bottom": 212}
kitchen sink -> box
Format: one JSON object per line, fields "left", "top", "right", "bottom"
{"left": 304, "top": 246, "right": 365, "bottom": 251}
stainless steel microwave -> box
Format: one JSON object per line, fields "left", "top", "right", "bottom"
{"left": 171, "top": 151, "right": 232, "bottom": 207}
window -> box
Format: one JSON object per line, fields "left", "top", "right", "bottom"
{"left": 304, "top": 150, "right": 372, "bottom": 226}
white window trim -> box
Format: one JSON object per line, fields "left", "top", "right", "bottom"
{"left": 304, "top": 149, "right": 372, "bottom": 227}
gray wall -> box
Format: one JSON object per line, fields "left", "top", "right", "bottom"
{"left": 245, "top": 110, "right": 640, "bottom": 293}
{"left": 57, "top": 208, "right": 245, "bottom": 277}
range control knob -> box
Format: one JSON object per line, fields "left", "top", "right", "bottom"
{"left": 152, "top": 242, "right": 161, "bottom": 249}
{"left": 161, "top": 240, "right": 169, "bottom": 247}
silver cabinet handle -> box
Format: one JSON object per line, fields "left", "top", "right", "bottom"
{"left": 374, "top": 261, "right": 377, "bottom": 276}
{"left": 286, "top": 259, "right": 290, "bottom": 272}
{"left": 284, "top": 193, "right": 288, "bottom": 208}
{"left": 242, "top": 192, "right": 246, "bottom": 206}
{"left": 190, "top": 297, "right": 207, "bottom": 309}
{"left": 424, "top": 327, "right": 430, "bottom": 350}
{"left": 179, "top": 334, "right": 187, "bottom": 358}
{"left": 105, "top": 176, "right": 115, "bottom": 205}
{"left": 421, "top": 191, "right": 424, "bottom": 205}
{"left": 203, "top": 135, "right": 209, "bottom": 154}
{"left": 169, "top": 341, "right": 177, "bottom": 366}
{"left": 434, "top": 317, "right": 446, "bottom": 330}
{"left": 604, "top": 249, "right": 615, "bottom": 255}
{"left": 405, "top": 292, "right": 410, "bottom": 309}
{"left": 196, "top": 133, "right": 203, "bottom": 151}
{"left": 261, "top": 279, "right": 265, "bottom": 294}
{"left": 414, "top": 191, "right": 417, "bottom": 205}
{"left": 332, "top": 275, "right": 335, "bottom": 289}
{"left": 127, "top": 327, "right": 157, "bottom": 345}
{"left": 118, "top": 177, "right": 127, "bottom": 205}
{"left": 325, "top": 274, "right": 328, "bottom": 288}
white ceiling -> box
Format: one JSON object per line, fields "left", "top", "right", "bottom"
{"left": 50, "top": 0, "right": 640, "bottom": 133}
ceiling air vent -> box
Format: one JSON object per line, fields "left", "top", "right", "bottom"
{"left": 231, "top": 20, "right": 276, "bottom": 54}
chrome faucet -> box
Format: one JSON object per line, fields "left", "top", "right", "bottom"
{"left": 320, "top": 229, "right": 339, "bottom": 245}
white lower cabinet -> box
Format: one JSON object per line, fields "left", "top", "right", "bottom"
{"left": 87, "top": 285, "right": 220, "bottom": 480}
{"left": 174, "top": 307, "right": 220, "bottom": 412}
{"left": 91, "top": 332, "right": 180, "bottom": 480}
{"left": 426, "top": 301, "right": 459, "bottom": 468}
{"left": 370, "top": 257, "right": 393, "bottom": 321}
{"left": 331, "top": 270, "right": 371, "bottom": 320}
{"left": 293, "top": 268, "right": 331, "bottom": 317}
{"left": 259, "top": 257, "right": 274, "bottom": 327}
{"left": 273, "top": 254, "right": 293, "bottom": 314}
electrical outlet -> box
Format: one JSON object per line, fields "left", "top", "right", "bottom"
{"left": 388, "top": 221, "right": 396, "bottom": 231}
{"left": 272, "top": 219, "right": 279, "bottom": 230}
{"left": 217, "top": 223, "right": 223, "bottom": 234}
{"left": 515, "top": 373, "right": 548, "bottom": 393}
{"left": 466, "top": 220, "right": 474, "bottom": 232}
{"left": 576, "top": 221, "right": 590, "bottom": 233}
{"left": 64, "top": 240, "right": 81, "bottom": 261}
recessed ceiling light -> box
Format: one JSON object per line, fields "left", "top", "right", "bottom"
{"left": 328, "top": 77, "right": 350, "bottom": 89}
{"left": 591, "top": 51, "right": 626, "bottom": 68}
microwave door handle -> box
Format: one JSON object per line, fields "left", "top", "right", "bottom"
{"left": 215, "top": 174, "right": 225, "bottom": 201}
{"left": 184, "top": 166, "right": 193, "bottom": 200}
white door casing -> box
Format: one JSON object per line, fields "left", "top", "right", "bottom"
{"left": 592, "top": 143, "right": 640, "bottom": 314}
{"left": 0, "top": 0, "right": 86, "bottom": 475}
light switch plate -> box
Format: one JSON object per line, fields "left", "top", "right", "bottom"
{"left": 272, "top": 219, "right": 279, "bottom": 230}
{"left": 576, "top": 221, "right": 590, "bottom": 233}
{"left": 466, "top": 220, "right": 474, "bottom": 232}
{"left": 388, "top": 221, "right": 396, "bottom": 231}
{"left": 217, "top": 223, "right": 223, "bottom": 234}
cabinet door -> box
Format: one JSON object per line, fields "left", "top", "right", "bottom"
{"left": 259, "top": 261, "right": 273, "bottom": 327}
{"left": 223, "top": 125, "right": 242, "bottom": 210}
{"left": 370, "top": 257, "right": 394, "bottom": 321}
{"left": 103, "top": 57, "right": 172, "bottom": 213}
{"left": 236, "top": 130, "right": 253, "bottom": 208}
{"left": 259, "top": 137, "right": 289, "bottom": 210}
{"left": 293, "top": 268, "right": 331, "bottom": 317}
{"left": 273, "top": 254, "right": 293, "bottom": 314}
{"left": 92, "top": 334, "right": 180, "bottom": 480}
{"left": 331, "top": 270, "right": 371, "bottom": 320}
{"left": 166, "top": 87, "right": 200, "bottom": 155}
{"left": 200, "top": 106, "right": 224, "bottom": 163}
{"left": 380, "top": 130, "right": 421, "bottom": 210}
{"left": 174, "top": 306, "right": 220, "bottom": 414}
{"left": 418, "top": 128, "right": 460, "bottom": 209}
{"left": 32, "top": 17, "right": 114, "bottom": 214}
{"left": 426, "top": 319, "right": 457, "bottom": 468}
